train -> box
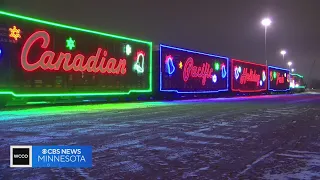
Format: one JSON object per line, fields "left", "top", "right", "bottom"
{"left": 0, "top": 10, "right": 306, "bottom": 107}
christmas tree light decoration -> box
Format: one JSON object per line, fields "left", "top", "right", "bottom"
{"left": 66, "top": 37, "right": 76, "bottom": 50}
{"left": 9, "top": 25, "right": 21, "bottom": 40}
{"left": 179, "top": 61, "right": 183, "bottom": 69}
{"left": 165, "top": 55, "right": 175, "bottom": 75}
{"left": 124, "top": 44, "right": 132, "bottom": 56}
{"left": 212, "top": 74, "right": 217, "bottom": 83}
{"left": 221, "top": 64, "right": 227, "bottom": 78}
{"left": 214, "top": 62, "right": 220, "bottom": 71}
{"left": 133, "top": 51, "right": 145, "bottom": 73}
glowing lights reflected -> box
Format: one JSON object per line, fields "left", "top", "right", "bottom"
{"left": 0, "top": 101, "right": 175, "bottom": 121}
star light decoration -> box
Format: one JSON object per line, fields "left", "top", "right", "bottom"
{"left": 9, "top": 26, "right": 21, "bottom": 41}
{"left": 179, "top": 61, "right": 183, "bottom": 69}
{"left": 66, "top": 37, "right": 76, "bottom": 50}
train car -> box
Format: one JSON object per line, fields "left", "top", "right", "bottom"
{"left": 154, "top": 44, "right": 229, "bottom": 99}
{"left": 290, "top": 73, "right": 306, "bottom": 93}
{"left": 0, "top": 11, "right": 152, "bottom": 107}
{"left": 268, "top": 66, "right": 290, "bottom": 94}
{"left": 230, "top": 59, "right": 268, "bottom": 95}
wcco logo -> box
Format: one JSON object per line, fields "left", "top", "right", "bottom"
{"left": 10, "top": 145, "right": 32, "bottom": 167}
{"left": 13, "top": 154, "right": 29, "bottom": 158}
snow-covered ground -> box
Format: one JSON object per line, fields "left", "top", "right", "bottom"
{"left": 0, "top": 94, "right": 319, "bottom": 179}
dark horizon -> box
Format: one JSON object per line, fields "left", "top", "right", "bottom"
{"left": 2, "top": 0, "right": 319, "bottom": 81}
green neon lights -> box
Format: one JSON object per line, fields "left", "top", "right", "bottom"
{"left": 273, "top": 71, "right": 277, "bottom": 79}
{"left": 66, "top": 37, "right": 76, "bottom": 50}
{"left": 0, "top": 90, "right": 150, "bottom": 97}
{"left": 291, "top": 73, "right": 304, "bottom": 78}
{"left": 0, "top": 11, "right": 151, "bottom": 44}
{"left": 214, "top": 62, "right": 220, "bottom": 71}
{"left": 0, "top": 10, "right": 153, "bottom": 97}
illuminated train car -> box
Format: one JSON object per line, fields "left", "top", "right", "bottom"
{"left": 0, "top": 11, "right": 306, "bottom": 107}
{"left": 230, "top": 59, "right": 268, "bottom": 95}
{"left": 268, "top": 66, "right": 290, "bottom": 94}
{"left": 290, "top": 73, "right": 306, "bottom": 93}
{"left": 154, "top": 44, "right": 229, "bottom": 99}
{"left": 0, "top": 11, "right": 152, "bottom": 107}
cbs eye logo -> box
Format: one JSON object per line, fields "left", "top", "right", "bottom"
{"left": 10, "top": 146, "right": 32, "bottom": 167}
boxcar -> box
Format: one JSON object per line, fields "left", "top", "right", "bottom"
{"left": 0, "top": 11, "right": 152, "bottom": 107}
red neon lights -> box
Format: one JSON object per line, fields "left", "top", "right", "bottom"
{"left": 183, "top": 57, "right": 213, "bottom": 86}
{"left": 276, "top": 73, "right": 285, "bottom": 85}
{"left": 240, "top": 68, "right": 260, "bottom": 86}
{"left": 21, "top": 31, "right": 127, "bottom": 75}
{"left": 231, "top": 59, "right": 267, "bottom": 92}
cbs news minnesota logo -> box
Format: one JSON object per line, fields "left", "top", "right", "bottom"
{"left": 10, "top": 145, "right": 92, "bottom": 168}
{"left": 10, "top": 145, "right": 32, "bottom": 167}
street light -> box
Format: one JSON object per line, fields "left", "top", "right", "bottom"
{"left": 261, "top": 18, "right": 272, "bottom": 65}
{"left": 291, "top": 68, "right": 295, "bottom": 72}
{"left": 280, "top": 50, "right": 286, "bottom": 60}
{"left": 288, "top": 61, "right": 292, "bottom": 67}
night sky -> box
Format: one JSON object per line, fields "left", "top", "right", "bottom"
{"left": 2, "top": 0, "right": 319, "bottom": 81}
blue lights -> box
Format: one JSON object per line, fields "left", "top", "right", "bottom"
{"left": 268, "top": 65, "right": 290, "bottom": 92}
{"left": 221, "top": 64, "right": 227, "bottom": 78}
{"left": 165, "top": 55, "right": 175, "bottom": 75}
{"left": 159, "top": 44, "right": 229, "bottom": 94}
{"left": 234, "top": 67, "right": 240, "bottom": 80}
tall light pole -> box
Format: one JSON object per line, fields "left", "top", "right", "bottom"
{"left": 261, "top": 18, "right": 272, "bottom": 65}
{"left": 280, "top": 50, "right": 286, "bottom": 61}
{"left": 288, "top": 61, "right": 292, "bottom": 68}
